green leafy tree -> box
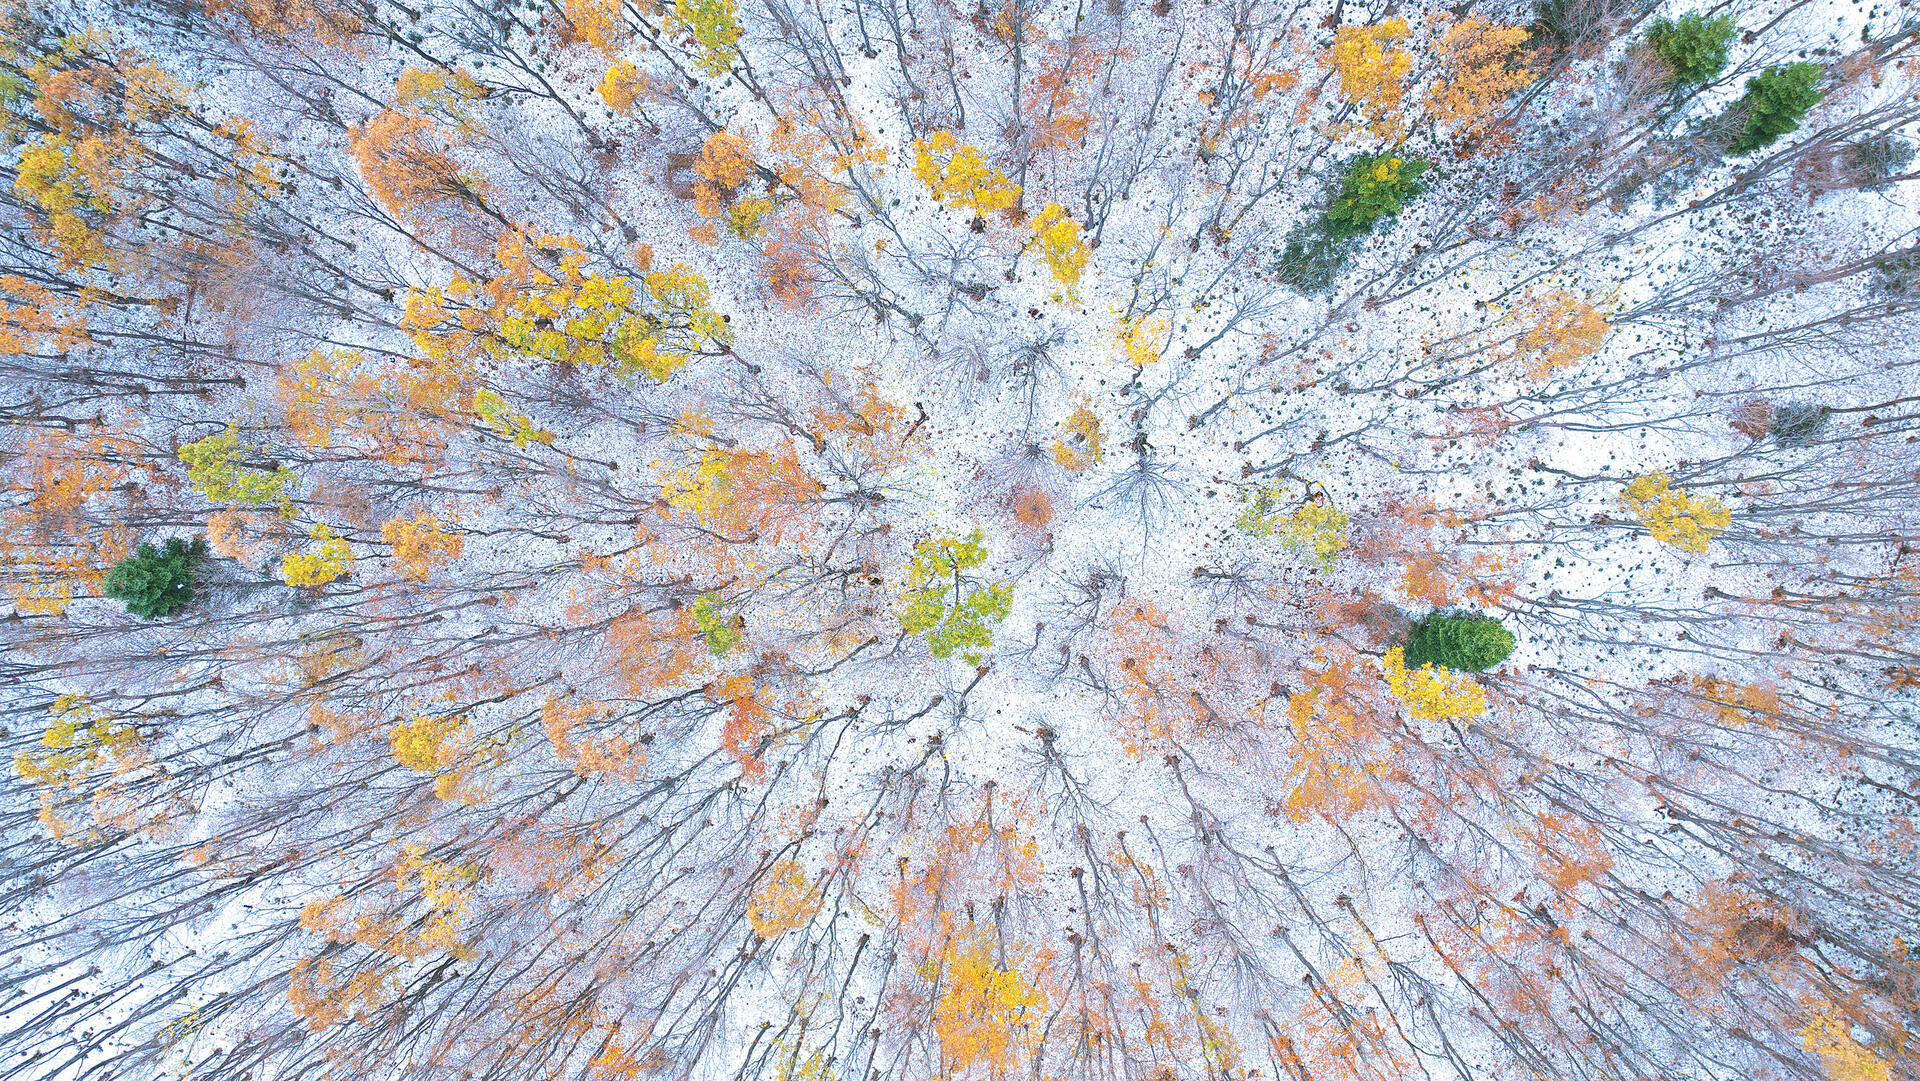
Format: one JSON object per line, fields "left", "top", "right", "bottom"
{"left": 1729, "top": 63, "right": 1824, "bottom": 154}
{"left": 103, "top": 537, "right": 208, "bottom": 619}
{"left": 1237, "top": 484, "right": 1350, "bottom": 573}
{"left": 1325, "top": 153, "right": 1431, "bottom": 241}
{"left": 899, "top": 531, "right": 1013, "bottom": 665}
{"left": 178, "top": 427, "right": 296, "bottom": 514}
{"left": 1402, "top": 611, "right": 1514, "bottom": 673}
{"left": 693, "top": 592, "right": 743, "bottom": 656}
{"left": 1646, "top": 14, "right": 1735, "bottom": 85}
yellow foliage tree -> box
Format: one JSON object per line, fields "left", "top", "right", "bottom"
{"left": 1324, "top": 19, "right": 1412, "bottom": 140}
{"left": 1801, "top": 1002, "right": 1891, "bottom": 1081}
{"left": 912, "top": 131, "right": 1021, "bottom": 214}
{"left": 1116, "top": 313, "right": 1167, "bottom": 366}
{"left": 1507, "top": 289, "right": 1610, "bottom": 379}
{"left": 1049, "top": 403, "right": 1105, "bottom": 471}
{"left": 389, "top": 713, "right": 489, "bottom": 803}
{"left": 598, "top": 61, "right": 648, "bottom": 113}
{"left": 1619, "top": 473, "right": 1731, "bottom": 553}
{"left": 747, "top": 859, "right": 818, "bottom": 938}
{"left": 280, "top": 523, "right": 353, "bottom": 587}
{"left": 1383, "top": 645, "right": 1488, "bottom": 720}
{"left": 929, "top": 936, "right": 1048, "bottom": 1078}
{"left": 1030, "top": 203, "right": 1088, "bottom": 293}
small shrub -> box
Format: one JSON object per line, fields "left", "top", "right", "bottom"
{"left": 103, "top": 537, "right": 208, "bottom": 619}
{"left": 1534, "top": 0, "right": 1649, "bottom": 51}
{"left": 1646, "top": 14, "right": 1735, "bottom": 85}
{"left": 1874, "top": 250, "right": 1920, "bottom": 297}
{"left": 1844, "top": 136, "right": 1914, "bottom": 191}
{"left": 1728, "top": 63, "right": 1825, "bottom": 155}
{"left": 1325, "top": 153, "right": 1431, "bottom": 241}
{"left": 1401, "top": 612, "right": 1515, "bottom": 673}
{"left": 1768, "top": 403, "right": 1829, "bottom": 447}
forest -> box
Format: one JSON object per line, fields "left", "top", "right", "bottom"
{"left": 2, "top": 0, "right": 1918, "bottom": 1079}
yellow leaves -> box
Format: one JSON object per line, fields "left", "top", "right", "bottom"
{"left": 1383, "top": 645, "right": 1488, "bottom": 721}
{"left": 930, "top": 936, "right": 1049, "bottom": 1078}
{"left": 1619, "top": 472, "right": 1731, "bottom": 553}
{"left": 1425, "top": 17, "right": 1535, "bottom": 136}
{"left": 1049, "top": 402, "right": 1104, "bottom": 471}
{"left": 1030, "top": 203, "right": 1088, "bottom": 293}
{"left": 598, "top": 61, "right": 649, "bottom": 112}
{"left": 1506, "top": 289, "right": 1609, "bottom": 380}
{"left": 668, "top": 0, "right": 743, "bottom": 75}
{"left": 406, "top": 232, "right": 729, "bottom": 382}
{"left": 393, "top": 65, "right": 485, "bottom": 120}
{"left": 12, "top": 694, "right": 157, "bottom": 844}
{"left": 381, "top": 512, "right": 463, "bottom": 581}
{"left": 13, "top": 694, "right": 142, "bottom": 790}
{"left": 389, "top": 713, "right": 490, "bottom": 802}
{"left": 1324, "top": 19, "right": 1412, "bottom": 140}
{"left": 14, "top": 134, "right": 117, "bottom": 269}
{"left": 747, "top": 858, "right": 817, "bottom": 938}
{"left": 1116, "top": 313, "right": 1167, "bottom": 366}
{"left": 472, "top": 387, "right": 554, "bottom": 447}
{"left": 912, "top": 131, "right": 1021, "bottom": 214}
{"left": 389, "top": 712, "right": 466, "bottom": 773}
{"left": 1801, "top": 1002, "right": 1891, "bottom": 1081}
{"left": 281, "top": 523, "right": 353, "bottom": 587}
{"left": 179, "top": 426, "right": 297, "bottom": 513}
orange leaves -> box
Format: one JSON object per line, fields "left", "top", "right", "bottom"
{"left": 661, "top": 444, "right": 822, "bottom": 541}
{"left": 601, "top": 605, "right": 706, "bottom": 698}
{"left": 1280, "top": 648, "right": 1395, "bottom": 823}
{"left": 708, "top": 673, "right": 772, "bottom": 781}
{"left": 1103, "top": 600, "right": 1271, "bottom": 760}
{"left": 1425, "top": 17, "right": 1536, "bottom": 140}
{"left": 1674, "top": 674, "right": 1783, "bottom": 729}
{"left": 289, "top": 958, "right": 395, "bottom": 1032}
{"left": 349, "top": 108, "right": 487, "bottom": 236}
{"left": 381, "top": 511, "right": 464, "bottom": 581}
{"left": 1520, "top": 812, "right": 1614, "bottom": 895}
{"left": 0, "top": 275, "right": 89, "bottom": 355}
{"left": 543, "top": 692, "right": 645, "bottom": 781}
{"left": 1504, "top": 289, "right": 1610, "bottom": 380}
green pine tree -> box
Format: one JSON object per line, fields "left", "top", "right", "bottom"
{"left": 103, "top": 537, "right": 208, "bottom": 619}
{"left": 1729, "top": 63, "right": 1825, "bottom": 154}
{"left": 1401, "top": 612, "right": 1515, "bottom": 673}
{"left": 1646, "top": 14, "right": 1736, "bottom": 86}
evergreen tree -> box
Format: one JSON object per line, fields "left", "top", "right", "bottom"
{"left": 1325, "top": 153, "right": 1431, "bottom": 240}
{"left": 102, "top": 537, "right": 208, "bottom": 618}
{"left": 1729, "top": 63, "right": 1825, "bottom": 154}
{"left": 1402, "top": 612, "right": 1515, "bottom": 672}
{"left": 1646, "top": 14, "right": 1736, "bottom": 86}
